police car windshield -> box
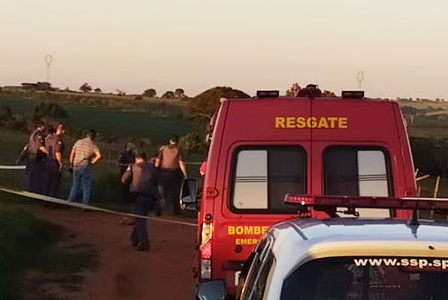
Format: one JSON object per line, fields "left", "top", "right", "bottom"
{"left": 281, "top": 257, "right": 448, "bottom": 300}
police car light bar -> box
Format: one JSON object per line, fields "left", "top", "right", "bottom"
{"left": 256, "top": 90, "right": 280, "bottom": 98}
{"left": 284, "top": 194, "right": 448, "bottom": 210}
{"left": 342, "top": 91, "right": 364, "bottom": 99}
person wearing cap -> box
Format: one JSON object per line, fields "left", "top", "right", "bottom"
{"left": 68, "top": 129, "right": 101, "bottom": 205}
{"left": 155, "top": 135, "right": 187, "bottom": 214}
{"left": 44, "top": 123, "right": 65, "bottom": 197}
{"left": 121, "top": 152, "right": 158, "bottom": 251}
{"left": 27, "top": 121, "right": 49, "bottom": 193}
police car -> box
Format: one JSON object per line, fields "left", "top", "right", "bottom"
{"left": 197, "top": 196, "right": 448, "bottom": 300}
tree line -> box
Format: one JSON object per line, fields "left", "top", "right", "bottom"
{"left": 79, "top": 83, "right": 186, "bottom": 99}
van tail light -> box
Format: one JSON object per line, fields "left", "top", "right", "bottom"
{"left": 200, "top": 222, "right": 213, "bottom": 279}
{"left": 200, "top": 240, "right": 212, "bottom": 259}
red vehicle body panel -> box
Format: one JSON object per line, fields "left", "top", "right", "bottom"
{"left": 197, "top": 96, "right": 417, "bottom": 294}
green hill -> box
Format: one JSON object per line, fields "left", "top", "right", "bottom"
{"left": 0, "top": 92, "right": 201, "bottom": 145}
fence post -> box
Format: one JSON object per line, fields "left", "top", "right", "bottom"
{"left": 434, "top": 176, "right": 441, "bottom": 198}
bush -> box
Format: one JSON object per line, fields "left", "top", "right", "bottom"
{"left": 175, "top": 88, "right": 186, "bottom": 98}
{"left": 143, "top": 88, "right": 157, "bottom": 98}
{"left": 188, "top": 86, "right": 249, "bottom": 120}
{"left": 411, "top": 137, "right": 448, "bottom": 177}
{"left": 33, "top": 102, "right": 69, "bottom": 121}
{"left": 0, "top": 105, "right": 13, "bottom": 123}
{"left": 80, "top": 82, "right": 92, "bottom": 93}
{"left": 0, "top": 105, "right": 27, "bottom": 131}
{"left": 162, "top": 91, "right": 175, "bottom": 98}
{"left": 179, "top": 132, "right": 206, "bottom": 153}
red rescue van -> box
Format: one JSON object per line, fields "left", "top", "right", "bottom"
{"left": 180, "top": 86, "right": 417, "bottom": 295}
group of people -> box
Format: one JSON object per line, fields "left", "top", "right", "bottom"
{"left": 118, "top": 135, "right": 187, "bottom": 251}
{"left": 23, "top": 122, "right": 187, "bottom": 252}
{"left": 24, "top": 122, "right": 102, "bottom": 204}
{"left": 24, "top": 121, "right": 66, "bottom": 197}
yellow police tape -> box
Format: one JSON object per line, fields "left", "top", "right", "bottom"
{"left": 0, "top": 187, "right": 197, "bottom": 227}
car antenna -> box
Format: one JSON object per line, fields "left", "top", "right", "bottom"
{"left": 409, "top": 208, "right": 419, "bottom": 226}
{"left": 407, "top": 207, "right": 419, "bottom": 238}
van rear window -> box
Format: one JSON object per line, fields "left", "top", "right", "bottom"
{"left": 324, "top": 147, "right": 392, "bottom": 197}
{"left": 230, "top": 146, "right": 306, "bottom": 213}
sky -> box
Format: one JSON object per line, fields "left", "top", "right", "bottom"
{"left": 1, "top": 0, "right": 447, "bottom": 99}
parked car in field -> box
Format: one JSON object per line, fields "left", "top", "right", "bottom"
{"left": 198, "top": 196, "right": 448, "bottom": 300}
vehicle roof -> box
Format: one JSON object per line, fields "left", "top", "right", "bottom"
{"left": 226, "top": 96, "right": 392, "bottom": 102}
{"left": 219, "top": 95, "right": 403, "bottom": 144}
{"left": 274, "top": 218, "right": 448, "bottom": 243}
{"left": 266, "top": 218, "right": 448, "bottom": 298}
{"left": 268, "top": 218, "right": 448, "bottom": 264}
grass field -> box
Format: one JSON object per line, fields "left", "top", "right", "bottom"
{"left": 406, "top": 116, "right": 448, "bottom": 139}
{"left": 399, "top": 99, "right": 448, "bottom": 139}
{"left": 0, "top": 89, "right": 188, "bottom": 112}
{"left": 398, "top": 99, "right": 448, "bottom": 111}
{"left": 0, "top": 95, "right": 201, "bottom": 144}
{"left": 0, "top": 201, "right": 96, "bottom": 300}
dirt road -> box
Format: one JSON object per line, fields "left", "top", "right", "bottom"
{"left": 28, "top": 206, "right": 197, "bottom": 300}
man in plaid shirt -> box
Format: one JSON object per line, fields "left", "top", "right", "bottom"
{"left": 68, "top": 129, "right": 101, "bottom": 205}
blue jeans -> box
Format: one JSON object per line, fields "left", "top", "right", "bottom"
{"left": 68, "top": 166, "right": 92, "bottom": 205}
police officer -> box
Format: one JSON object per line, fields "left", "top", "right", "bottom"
{"left": 118, "top": 142, "right": 136, "bottom": 204}
{"left": 44, "top": 123, "right": 65, "bottom": 197}
{"left": 27, "top": 121, "right": 49, "bottom": 193}
{"left": 121, "top": 152, "right": 158, "bottom": 251}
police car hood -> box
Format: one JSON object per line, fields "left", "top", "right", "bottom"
{"left": 270, "top": 218, "right": 448, "bottom": 266}
{"left": 287, "top": 218, "right": 448, "bottom": 242}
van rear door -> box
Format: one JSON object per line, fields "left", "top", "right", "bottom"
{"left": 214, "top": 98, "right": 312, "bottom": 290}
{"left": 311, "top": 99, "right": 402, "bottom": 217}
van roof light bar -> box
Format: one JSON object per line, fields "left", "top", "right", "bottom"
{"left": 342, "top": 91, "right": 364, "bottom": 99}
{"left": 284, "top": 194, "right": 448, "bottom": 210}
{"left": 256, "top": 90, "right": 280, "bottom": 98}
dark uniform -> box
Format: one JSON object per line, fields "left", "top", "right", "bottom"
{"left": 118, "top": 149, "right": 136, "bottom": 204}
{"left": 121, "top": 160, "right": 158, "bottom": 251}
{"left": 44, "top": 133, "right": 64, "bottom": 197}
{"left": 27, "top": 129, "right": 47, "bottom": 193}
